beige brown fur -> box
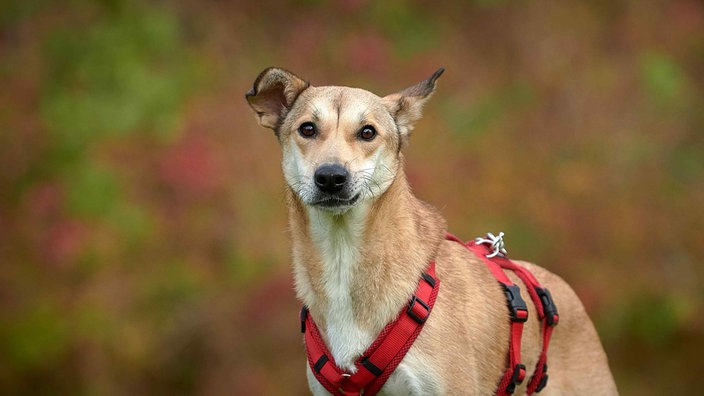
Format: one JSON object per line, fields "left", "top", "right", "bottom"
{"left": 246, "top": 67, "right": 618, "bottom": 395}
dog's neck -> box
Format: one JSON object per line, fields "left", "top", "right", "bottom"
{"left": 287, "top": 167, "right": 446, "bottom": 369}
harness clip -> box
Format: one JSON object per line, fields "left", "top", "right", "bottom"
{"left": 501, "top": 284, "right": 529, "bottom": 323}
{"left": 506, "top": 363, "right": 527, "bottom": 394}
{"left": 475, "top": 232, "right": 508, "bottom": 258}
{"left": 407, "top": 295, "right": 430, "bottom": 324}
{"left": 535, "top": 287, "right": 559, "bottom": 326}
{"left": 536, "top": 363, "right": 549, "bottom": 392}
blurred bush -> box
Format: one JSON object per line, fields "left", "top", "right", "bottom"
{"left": 0, "top": 0, "right": 702, "bottom": 395}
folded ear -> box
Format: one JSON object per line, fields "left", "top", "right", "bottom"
{"left": 245, "top": 67, "right": 310, "bottom": 130}
{"left": 382, "top": 68, "right": 444, "bottom": 143}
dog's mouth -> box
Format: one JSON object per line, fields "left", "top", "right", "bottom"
{"left": 311, "top": 193, "right": 361, "bottom": 209}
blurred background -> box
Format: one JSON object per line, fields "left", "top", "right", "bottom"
{"left": 1, "top": 0, "right": 702, "bottom": 394}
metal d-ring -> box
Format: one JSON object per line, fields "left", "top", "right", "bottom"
{"left": 338, "top": 373, "right": 364, "bottom": 395}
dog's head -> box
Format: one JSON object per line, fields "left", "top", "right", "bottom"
{"left": 245, "top": 67, "right": 443, "bottom": 214}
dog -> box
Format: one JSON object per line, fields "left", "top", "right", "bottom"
{"left": 245, "top": 67, "right": 618, "bottom": 395}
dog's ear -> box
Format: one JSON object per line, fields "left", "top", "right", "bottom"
{"left": 245, "top": 67, "right": 310, "bottom": 130}
{"left": 382, "top": 68, "right": 444, "bottom": 142}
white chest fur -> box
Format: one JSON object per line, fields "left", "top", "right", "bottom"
{"left": 307, "top": 204, "right": 375, "bottom": 372}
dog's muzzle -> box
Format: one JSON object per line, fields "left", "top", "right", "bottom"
{"left": 311, "top": 164, "right": 359, "bottom": 209}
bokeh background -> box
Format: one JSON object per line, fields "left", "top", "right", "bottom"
{"left": 1, "top": 0, "right": 703, "bottom": 394}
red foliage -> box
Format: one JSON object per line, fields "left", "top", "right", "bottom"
{"left": 156, "top": 132, "right": 222, "bottom": 199}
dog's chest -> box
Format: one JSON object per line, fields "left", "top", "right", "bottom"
{"left": 308, "top": 207, "right": 375, "bottom": 371}
{"left": 303, "top": 208, "right": 442, "bottom": 394}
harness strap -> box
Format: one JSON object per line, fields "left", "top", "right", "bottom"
{"left": 448, "top": 232, "right": 559, "bottom": 395}
{"left": 498, "top": 262, "right": 559, "bottom": 394}
{"left": 464, "top": 239, "right": 528, "bottom": 395}
{"left": 302, "top": 262, "right": 440, "bottom": 396}
{"left": 495, "top": 259, "right": 559, "bottom": 393}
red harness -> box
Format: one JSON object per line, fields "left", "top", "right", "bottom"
{"left": 301, "top": 233, "right": 559, "bottom": 395}
{"left": 301, "top": 263, "right": 440, "bottom": 396}
{"left": 450, "top": 233, "right": 559, "bottom": 395}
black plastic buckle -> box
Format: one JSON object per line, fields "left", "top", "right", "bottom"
{"left": 360, "top": 356, "right": 383, "bottom": 377}
{"left": 536, "top": 373, "right": 549, "bottom": 392}
{"left": 536, "top": 287, "right": 559, "bottom": 326}
{"left": 300, "top": 306, "right": 308, "bottom": 333}
{"left": 407, "top": 296, "right": 430, "bottom": 324}
{"left": 501, "top": 284, "right": 528, "bottom": 323}
{"left": 535, "top": 363, "right": 548, "bottom": 393}
{"left": 421, "top": 272, "right": 436, "bottom": 288}
{"left": 506, "top": 363, "right": 526, "bottom": 394}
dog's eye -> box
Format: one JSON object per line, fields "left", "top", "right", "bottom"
{"left": 298, "top": 122, "right": 317, "bottom": 138}
{"left": 359, "top": 125, "right": 376, "bottom": 141}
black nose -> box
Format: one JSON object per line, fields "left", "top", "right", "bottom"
{"left": 314, "top": 164, "right": 349, "bottom": 194}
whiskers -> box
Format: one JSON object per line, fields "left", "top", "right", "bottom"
{"left": 285, "top": 175, "right": 317, "bottom": 205}
{"left": 284, "top": 158, "right": 397, "bottom": 208}
{"left": 352, "top": 163, "right": 396, "bottom": 201}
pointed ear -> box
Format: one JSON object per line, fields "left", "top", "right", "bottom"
{"left": 382, "top": 67, "right": 444, "bottom": 141}
{"left": 245, "top": 67, "right": 310, "bottom": 130}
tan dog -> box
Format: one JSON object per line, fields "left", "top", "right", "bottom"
{"left": 245, "top": 67, "right": 618, "bottom": 395}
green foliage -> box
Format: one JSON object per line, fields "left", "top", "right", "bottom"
{"left": 639, "top": 52, "right": 689, "bottom": 107}
{"left": 2, "top": 303, "right": 70, "bottom": 370}
{"left": 2, "top": 0, "right": 200, "bottom": 393}
{"left": 370, "top": 0, "right": 440, "bottom": 58}
{"left": 443, "top": 81, "right": 535, "bottom": 140}
{"left": 36, "top": 0, "right": 196, "bottom": 229}
{"left": 41, "top": 2, "right": 191, "bottom": 146}
{"left": 473, "top": 0, "right": 512, "bottom": 7}
{"left": 0, "top": 0, "right": 43, "bottom": 28}
{"left": 666, "top": 138, "right": 704, "bottom": 186}
{"left": 603, "top": 292, "right": 687, "bottom": 347}
{"left": 64, "top": 163, "right": 121, "bottom": 218}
